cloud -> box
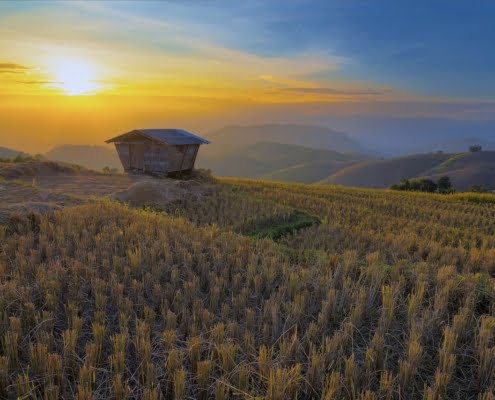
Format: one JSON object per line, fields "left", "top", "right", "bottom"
{"left": 0, "top": 62, "right": 29, "bottom": 73}
{"left": 16, "top": 80, "right": 57, "bottom": 85}
{"left": 280, "top": 87, "right": 386, "bottom": 96}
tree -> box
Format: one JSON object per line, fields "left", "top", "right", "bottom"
{"left": 469, "top": 145, "right": 482, "bottom": 152}
{"left": 437, "top": 176, "right": 455, "bottom": 194}
{"left": 394, "top": 178, "right": 438, "bottom": 192}
{"left": 418, "top": 178, "right": 438, "bottom": 193}
{"left": 391, "top": 177, "right": 453, "bottom": 193}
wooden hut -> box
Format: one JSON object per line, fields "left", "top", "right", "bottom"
{"left": 106, "top": 129, "right": 210, "bottom": 174}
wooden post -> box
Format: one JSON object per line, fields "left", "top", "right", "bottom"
{"left": 179, "top": 144, "right": 189, "bottom": 177}
{"left": 191, "top": 145, "right": 199, "bottom": 169}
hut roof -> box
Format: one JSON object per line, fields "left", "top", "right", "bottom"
{"left": 106, "top": 129, "right": 210, "bottom": 145}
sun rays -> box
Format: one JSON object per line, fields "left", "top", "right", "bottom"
{"left": 50, "top": 58, "right": 102, "bottom": 95}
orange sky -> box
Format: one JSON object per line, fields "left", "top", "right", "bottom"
{"left": 0, "top": 15, "right": 397, "bottom": 153}
{"left": 1, "top": 1, "right": 494, "bottom": 153}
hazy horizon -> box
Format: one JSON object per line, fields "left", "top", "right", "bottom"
{"left": 1, "top": 1, "right": 495, "bottom": 154}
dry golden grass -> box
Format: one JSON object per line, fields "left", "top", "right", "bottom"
{"left": 0, "top": 177, "right": 494, "bottom": 399}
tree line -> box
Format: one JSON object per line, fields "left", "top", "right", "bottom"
{"left": 391, "top": 176, "right": 454, "bottom": 194}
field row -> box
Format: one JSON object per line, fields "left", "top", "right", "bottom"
{"left": 0, "top": 180, "right": 494, "bottom": 399}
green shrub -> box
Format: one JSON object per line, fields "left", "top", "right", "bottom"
{"left": 437, "top": 176, "right": 455, "bottom": 194}
{"left": 391, "top": 176, "right": 456, "bottom": 194}
{"left": 391, "top": 177, "right": 438, "bottom": 193}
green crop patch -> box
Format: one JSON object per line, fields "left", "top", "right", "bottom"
{"left": 242, "top": 210, "right": 320, "bottom": 240}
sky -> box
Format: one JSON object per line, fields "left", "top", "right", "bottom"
{"left": 1, "top": 0, "right": 495, "bottom": 153}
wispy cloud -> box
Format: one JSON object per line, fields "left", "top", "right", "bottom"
{"left": 0, "top": 62, "right": 29, "bottom": 73}
{"left": 16, "top": 79, "right": 57, "bottom": 85}
{"left": 0, "top": 4, "right": 345, "bottom": 98}
{"left": 281, "top": 87, "right": 386, "bottom": 96}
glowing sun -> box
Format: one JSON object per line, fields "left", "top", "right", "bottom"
{"left": 52, "top": 58, "right": 102, "bottom": 95}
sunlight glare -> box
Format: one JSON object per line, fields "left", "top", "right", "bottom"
{"left": 52, "top": 58, "right": 102, "bottom": 95}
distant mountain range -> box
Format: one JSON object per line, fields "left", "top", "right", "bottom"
{"left": 197, "top": 141, "right": 369, "bottom": 182}
{"left": 2, "top": 123, "right": 494, "bottom": 191}
{"left": 202, "top": 124, "right": 367, "bottom": 154}
{"left": 196, "top": 124, "right": 371, "bottom": 182}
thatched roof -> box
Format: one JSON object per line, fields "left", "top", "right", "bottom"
{"left": 106, "top": 129, "right": 210, "bottom": 145}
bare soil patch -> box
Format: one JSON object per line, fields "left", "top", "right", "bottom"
{"left": 0, "top": 161, "right": 214, "bottom": 220}
{"left": 0, "top": 180, "right": 80, "bottom": 223}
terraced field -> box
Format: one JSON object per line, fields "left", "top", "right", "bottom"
{"left": 0, "top": 172, "right": 494, "bottom": 399}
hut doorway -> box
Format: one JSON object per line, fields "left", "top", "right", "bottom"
{"left": 129, "top": 144, "right": 145, "bottom": 170}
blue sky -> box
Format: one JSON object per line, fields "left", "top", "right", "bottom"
{"left": 95, "top": 0, "right": 495, "bottom": 99}
{"left": 2, "top": 0, "right": 495, "bottom": 99}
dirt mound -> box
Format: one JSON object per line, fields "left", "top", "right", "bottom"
{"left": 0, "top": 161, "right": 87, "bottom": 179}
{"left": 111, "top": 178, "right": 212, "bottom": 208}
{"left": 166, "top": 168, "right": 216, "bottom": 182}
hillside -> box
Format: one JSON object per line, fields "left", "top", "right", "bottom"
{"left": 258, "top": 159, "right": 354, "bottom": 183}
{"left": 320, "top": 152, "right": 452, "bottom": 188}
{"left": 0, "top": 146, "right": 24, "bottom": 159}
{"left": 45, "top": 144, "right": 122, "bottom": 171}
{"left": 198, "top": 141, "right": 368, "bottom": 182}
{"left": 426, "top": 151, "right": 495, "bottom": 191}
{"left": 320, "top": 150, "right": 495, "bottom": 190}
{"left": 0, "top": 165, "right": 494, "bottom": 399}
{"left": 202, "top": 124, "right": 367, "bottom": 154}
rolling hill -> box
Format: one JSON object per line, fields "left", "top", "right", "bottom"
{"left": 427, "top": 151, "right": 495, "bottom": 190}
{"left": 0, "top": 146, "right": 25, "bottom": 159}
{"left": 202, "top": 124, "right": 367, "bottom": 154}
{"left": 197, "top": 141, "right": 368, "bottom": 182}
{"left": 45, "top": 144, "right": 122, "bottom": 171}
{"left": 320, "top": 150, "right": 495, "bottom": 191}
{"left": 320, "top": 152, "right": 452, "bottom": 188}
{"left": 197, "top": 124, "right": 371, "bottom": 182}
{"left": 258, "top": 159, "right": 354, "bottom": 183}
